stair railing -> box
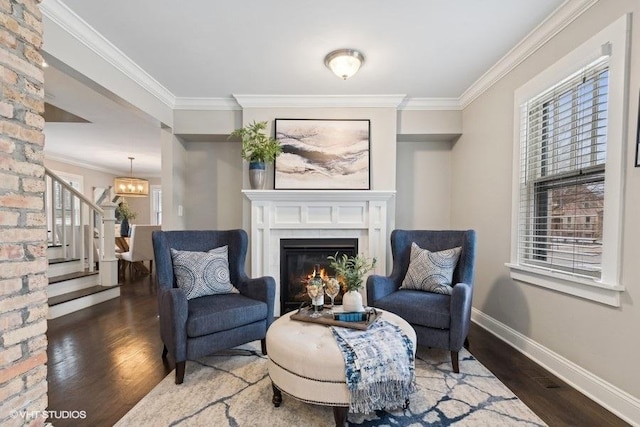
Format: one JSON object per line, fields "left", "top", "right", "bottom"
{"left": 45, "top": 167, "right": 118, "bottom": 286}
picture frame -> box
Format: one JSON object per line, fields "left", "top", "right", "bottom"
{"left": 274, "top": 119, "right": 371, "bottom": 190}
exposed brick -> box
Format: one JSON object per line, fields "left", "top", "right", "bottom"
{"left": 24, "top": 365, "right": 45, "bottom": 389}
{"left": 0, "top": 258, "right": 47, "bottom": 279}
{"left": 0, "top": 244, "right": 25, "bottom": 261}
{"left": 25, "top": 243, "right": 45, "bottom": 259}
{"left": 26, "top": 333, "right": 46, "bottom": 353}
{"left": 27, "top": 275, "right": 46, "bottom": 292}
{"left": 0, "top": 137, "right": 15, "bottom": 153}
{"left": 1, "top": 320, "right": 47, "bottom": 347}
{"left": 16, "top": 0, "right": 41, "bottom": 21}
{"left": 0, "top": 211, "right": 19, "bottom": 226}
{"left": 24, "top": 112, "right": 43, "bottom": 130}
{"left": 17, "top": 24, "right": 42, "bottom": 50}
{"left": 0, "top": 352, "right": 47, "bottom": 384}
{"left": 0, "top": 49, "right": 42, "bottom": 84}
{"left": 0, "top": 228, "right": 46, "bottom": 243}
{"left": 24, "top": 212, "right": 44, "bottom": 227}
{"left": 23, "top": 145, "right": 42, "bottom": 162}
{"left": 0, "top": 278, "right": 22, "bottom": 297}
{"left": 25, "top": 303, "right": 45, "bottom": 323}
{"left": 0, "top": 171, "right": 19, "bottom": 190}
{"left": 24, "top": 80, "right": 43, "bottom": 98}
{"left": 0, "top": 193, "right": 43, "bottom": 210}
{"left": 0, "top": 344, "right": 22, "bottom": 366}
{"left": 22, "top": 9, "right": 42, "bottom": 34}
{"left": 0, "top": 27, "right": 16, "bottom": 49}
{"left": 22, "top": 46, "right": 42, "bottom": 68}
{"left": 0, "top": 101, "right": 13, "bottom": 118}
{"left": 0, "top": 377, "right": 23, "bottom": 403}
{"left": 0, "top": 12, "right": 20, "bottom": 34}
{"left": 0, "top": 311, "right": 22, "bottom": 331}
{"left": 0, "top": 290, "right": 45, "bottom": 314}
{"left": 0, "top": 374, "right": 47, "bottom": 421}
{"left": 10, "top": 161, "right": 43, "bottom": 177}
{"left": 0, "top": 0, "right": 12, "bottom": 14}
{"left": 3, "top": 66, "right": 18, "bottom": 85}
{"left": 21, "top": 177, "right": 44, "bottom": 192}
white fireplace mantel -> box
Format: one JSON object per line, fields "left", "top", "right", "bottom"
{"left": 242, "top": 189, "right": 395, "bottom": 314}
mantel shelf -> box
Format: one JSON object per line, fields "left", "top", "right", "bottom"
{"left": 242, "top": 189, "right": 395, "bottom": 202}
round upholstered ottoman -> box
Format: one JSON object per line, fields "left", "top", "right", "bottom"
{"left": 266, "top": 309, "right": 416, "bottom": 427}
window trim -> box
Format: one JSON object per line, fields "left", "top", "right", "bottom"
{"left": 509, "top": 14, "right": 629, "bottom": 306}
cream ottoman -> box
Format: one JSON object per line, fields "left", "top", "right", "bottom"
{"left": 266, "top": 309, "right": 417, "bottom": 427}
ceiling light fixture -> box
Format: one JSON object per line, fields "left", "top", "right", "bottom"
{"left": 114, "top": 157, "right": 149, "bottom": 197}
{"left": 324, "top": 49, "right": 365, "bottom": 80}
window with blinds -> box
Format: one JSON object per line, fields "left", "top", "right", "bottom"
{"left": 518, "top": 57, "right": 609, "bottom": 279}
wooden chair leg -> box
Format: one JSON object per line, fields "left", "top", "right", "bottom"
{"left": 261, "top": 338, "right": 267, "bottom": 355}
{"left": 333, "top": 406, "right": 348, "bottom": 427}
{"left": 451, "top": 351, "right": 460, "bottom": 373}
{"left": 162, "top": 345, "right": 168, "bottom": 359}
{"left": 464, "top": 337, "right": 470, "bottom": 350}
{"left": 175, "top": 361, "right": 186, "bottom": 384}
{"left": 149, "top": 260, "right": 153, "bottom": 275}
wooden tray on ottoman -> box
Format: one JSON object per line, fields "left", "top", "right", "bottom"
{"left": 290, "top": 305, "right": 380, "bottom": 330}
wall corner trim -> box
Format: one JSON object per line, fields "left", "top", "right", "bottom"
{"left": 41, "top": 0, "right": 176, "bottom": 109}
{"left": 471, "top": 308, "right": 640, "bottom": 425}
{"left": 459, "top": 0, "right": 600, "bottom": 108}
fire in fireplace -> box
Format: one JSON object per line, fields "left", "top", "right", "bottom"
{"left": 279, "top": 238, "right": 358, "bottom": 314}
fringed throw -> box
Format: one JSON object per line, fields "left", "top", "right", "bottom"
{"left": 330, "top": 319, "right": 415, "bottom": 413}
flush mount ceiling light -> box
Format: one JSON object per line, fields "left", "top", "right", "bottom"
{"left": 324, "top": 49, "right": 365, "bottom": 80}
{"left": 114, "top": 157, "right": 149, "bottom": 197}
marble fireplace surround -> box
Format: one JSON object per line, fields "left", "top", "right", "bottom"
{"left": 242, "top": 190, "right": 395, "bottom": 315}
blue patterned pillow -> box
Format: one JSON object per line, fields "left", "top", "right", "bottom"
{"left": 400, "top": 242, "right": 461, "bottom": 295}
{"left": 170, "top": 246, "right": 239, "bottom": 300}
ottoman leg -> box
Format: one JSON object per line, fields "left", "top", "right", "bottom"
{"left": 333, "top": 406, "right": 348, "bottom": 427}
{"left": 272, "top": 383, "right": 282, "bottom": 407}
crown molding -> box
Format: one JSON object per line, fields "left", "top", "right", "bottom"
{"left": 233, "top": 94, "right": 407, "bottom": 109}
{"left": 459, "top": 0, "right": 599, "bottom": 108}
{"left": 46, "top": 152, "right": 162, "bottom": 178}
{"left": 399, "top": 98, "right": 462, "bottom": 111}
{"left": 173, "top": 97, "right": 241, "bottom": 111}
{"left": 40, "top": 0, "right": 176, "bottom": 109}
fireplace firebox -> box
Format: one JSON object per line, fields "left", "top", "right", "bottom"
{"left": 279, "top": 238, "right": 358, "bottom": 314}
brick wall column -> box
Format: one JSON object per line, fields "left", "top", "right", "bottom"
{"left": 0, "top": 1, "right": 48, "bottom": 426}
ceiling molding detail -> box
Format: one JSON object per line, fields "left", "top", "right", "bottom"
{"left": 233, "top": 94, "right": 407, "bottom": 109}
{"left": 46, "top": 153, "right": 162, "bottom": 178}
{"left": 173, "top": 97, "right": 242, "bottom": 111}
{"left": 41, "top": 0, "right": 176, "bottom": 109}
{"left": 459, "top": 0, "right": 599, "bottom": 108}
{"left": 399, "top": 98, "right": 462, "bottom": 111}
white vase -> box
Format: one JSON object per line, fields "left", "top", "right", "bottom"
{"left": 342, "top": 290, "right": 364, "bottom": 312}
{"left": 249, "top": 161, "right": 266, "bottom": 189}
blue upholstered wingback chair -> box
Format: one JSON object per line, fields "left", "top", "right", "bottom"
{"left": 152, "top": 229, "right": 276, "bottom": 384}
{"left": 366, "top": 229, "right": 476, "bottom": 373}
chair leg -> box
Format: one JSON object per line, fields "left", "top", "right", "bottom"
{"left": 451, "top": 351, "right": 460, "bottom": 373}
{"left": 150, "top": 260, "right": 153, "bottom": 275}
{"left": 175, "top": 361, "right": 186, "bottom": 384}
{"left": 162, "top": 345, "right": 168, "bottom": 359}
{"left": 464, "top": 337, "right": 470, "bottom": 350}
{"left": 261, "top": 338, "right": 267, "bottom": 355}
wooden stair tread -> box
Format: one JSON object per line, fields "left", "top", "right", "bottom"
{"left": 48, "top": 284, "right": 120, "bottom": 307}
{"left": 48, "top": 257, "right": 81, "bottom": 265}
{"left": 48, "top": 270, "right": 99, "bottom": 284}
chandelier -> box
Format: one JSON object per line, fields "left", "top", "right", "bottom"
{"left": 114, "top": 157, "right": 149, "bottom": 197}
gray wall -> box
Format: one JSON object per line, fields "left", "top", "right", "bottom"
{"left": 451, "top": 0, "right": 640, "bottom": 401}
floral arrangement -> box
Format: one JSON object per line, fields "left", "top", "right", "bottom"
{"left": 116, "top": 199, "right": 137, "bottom": 221}
{"left": 230, "top": 120, "right": 282, "bottom": 163}
{"left": 327, "top": 253, "right": 376, "bottom": 292}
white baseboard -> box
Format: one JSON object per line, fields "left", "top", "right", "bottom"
{"left": 471, "top": 308, "right": 640, "bottom": 426}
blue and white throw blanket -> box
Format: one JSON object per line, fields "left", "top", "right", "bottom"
{"left": 330, "top": 319, "right": 416, "bottom": 413}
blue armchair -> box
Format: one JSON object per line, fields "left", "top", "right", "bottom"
{"left": 366, "top": 229, "right": 476, "bottom": 373}
{"left": 152, "top": 229, "right": 276, "bottom": 384}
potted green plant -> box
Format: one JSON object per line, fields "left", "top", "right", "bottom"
{"left": 116, "top": 199, "right": 137, "bottom": 237}
{"left": 327, "top": 253, "right": 376, "bottom": 312}
{"left": 230, "top": 120, "right": 282, "bottom": 189}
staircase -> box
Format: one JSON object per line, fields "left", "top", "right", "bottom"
{"left": 46, "top": 168, "right": 120, "bottom": 319}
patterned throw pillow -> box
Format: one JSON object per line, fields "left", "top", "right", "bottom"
{"left": 400, "top": 242, "right": 462, "bottom": 295}
{"left": 170, "top": 246, "right": 239, "bottom": 300}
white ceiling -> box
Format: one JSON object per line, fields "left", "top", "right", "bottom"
{"left": 42, "top": 0, "right": 566, "bottom": 175}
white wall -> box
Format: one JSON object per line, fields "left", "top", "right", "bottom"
{"left": 451, "top": 0, "right": 640, "bottom": 415}
{"left": 395, "top": 140, "right": 452, "bottom": 229}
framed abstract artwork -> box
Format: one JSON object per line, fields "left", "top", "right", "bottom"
{"left": 274, "top": 119, "right": 371, "bottom": 190}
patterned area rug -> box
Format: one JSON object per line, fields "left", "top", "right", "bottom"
{"left": 116, "top": 342, "right": 547, "bottom": 427}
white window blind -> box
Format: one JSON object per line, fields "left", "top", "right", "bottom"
{"left": 518, "top": 57, "right": 609, "bottom": 279}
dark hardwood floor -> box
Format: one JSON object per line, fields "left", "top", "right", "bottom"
{"left": 47, "top": 275, "right": 629, "bottom": 427}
